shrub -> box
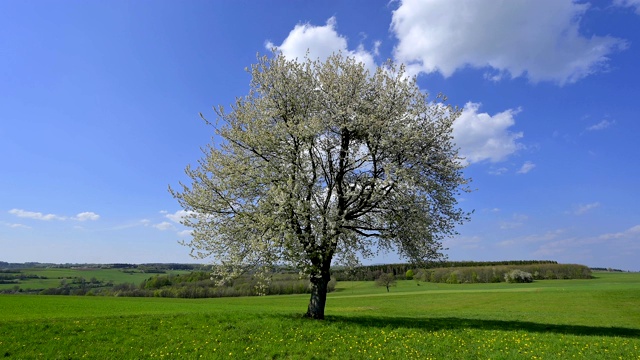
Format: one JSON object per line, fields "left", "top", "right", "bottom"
{"left": 405, "top": 269, "right": 414, "bottom": 280}
{"left": 504, "top": 269, "right": 533, "bottom": 283}
{"left": 446, "top": 271, "right": 460, "bottom": 284}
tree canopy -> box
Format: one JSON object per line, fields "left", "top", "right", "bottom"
{"left": 171, "top": 52, "right": 470, "bottom": 319}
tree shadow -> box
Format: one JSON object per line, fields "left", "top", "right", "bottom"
{"left": 319, "top": 315, "right": 640, "bottom": 338}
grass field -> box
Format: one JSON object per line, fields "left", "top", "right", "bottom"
{"left": 0, "top": 268, "right": 191, "bottom": 291}
{"left": 1, "top": 272, "right": 639, "bottom": 359}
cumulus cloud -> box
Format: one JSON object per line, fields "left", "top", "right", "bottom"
{"left": 586, "top": 119, "right": 615, "bottom": 131}
{"left": 517, "top": 161, "right": 536, "bottom": 174}
{"left": 452, "top": 102, "right": 523, "bottom": 164}
{"left": 8, "top": 209, "right": 66, "bottom": 221}
{"left": 74, "top": 212, "right": 100, "bottom": 221}
{"left": 391, "top": 0, "right": 627, "bottom": 84}
{"left": 265, "top": 17, "right": 377, "bottom": 73}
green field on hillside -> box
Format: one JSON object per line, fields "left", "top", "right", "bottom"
{"left": 0, "top": 267, "right": 192, "bottom": 291}
{"left": 1, "top": 272, "right": 639, "bottom": 359}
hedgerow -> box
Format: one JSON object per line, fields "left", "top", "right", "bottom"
{"left": 414, "top": 263, "right": 591, "bottom": 284}
{"left": 51, "top": 273, "right": 338, "bottom": 298}
{"left": 331, "top": 260, "right": 557, "bottom": 281}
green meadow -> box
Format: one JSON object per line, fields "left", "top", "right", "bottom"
{"left": 0, "top": 267, "right": 191, "bottom": 292}
{"left": 1, "top": 272, "right": 639, "bottom": 359}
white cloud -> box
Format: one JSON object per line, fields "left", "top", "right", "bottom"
{"left": 599, "top": 224, "right": 640, "bottom": 240}
{"left": 266, "top": 17, "right": 377, "bottom": 73}
{"left": 532, "top": 225, "right": 640, "bottom": 262}
{"left": 153, "top": 222, "right": 175, "bottom": 231}
{"left": 488, "top": 167, "right": 508, "bottom": 175}
{"left": 165, "top": 210, "right": 193, "bottom": 224}
{"left": 8, "top": 209, "right": 66, "bottom": 221}
{"left": 500, "top": 213, "right": 529, "bottom": 230}
{"left": 8, "top": 209, "right": 100, "bottom": 222}
{"left": 177, "top": 229, "right": 193, "bottom": 238}
{"left": 452, "top": 102, "right": 523, "bottom": 164}
{"left": 614, "top": 0, "right": 640, "bottom": 14}
{"left": 496, "top": 226, "right": 637, "bottom": 269}
{"left": 443, "top": 235, "right": 482, "bottom": 250}
{"left": 586, "top": 119, "right": 615, "bottom": 131}
{"left": 391, "top": 0, "right": 627, "bottom": 84}
{"left": 74, "top": 212, "right": 100, "bottom": 221}
{"left": 498, "top": 229, "right": 566, "bottom": 247}
{"left": 517, "top": 161, "right": 536, "bottom": 174}
{"left": 572, "top": 202, "right": 600, "bottom": 215}
{"left": 2, "top": 222, "right": 31, "bottom": 229}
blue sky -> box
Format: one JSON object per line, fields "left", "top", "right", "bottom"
{"left": 1, "top": 0, "right": 639, "bottom": 270}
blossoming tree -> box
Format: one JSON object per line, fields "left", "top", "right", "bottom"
{"left": 171, "top": 52, "right": 470, "bottom": 319}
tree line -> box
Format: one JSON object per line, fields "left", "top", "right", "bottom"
{"left": 331, "top": 260, "right": 559, "bottom": 281}
{"left": 3, "top": 272, "right": 337, "bottom": 298}
{"left": 413, "top": 263, "right": 591, "bottom": 284}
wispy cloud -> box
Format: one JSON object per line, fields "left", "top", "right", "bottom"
{"left": 500, "top": 213, "right": 529, "bottom": 230}
{"left": 443, "top": 235, "right": 483, "bottom": 250}
{"left": 571, "top": 202, "right": 600, "bottom": 215}
{"left": 8, "top": 209, "right": 100, "bottom": 222}
{"left": 614, "top": 0, "right": 640, "bottom": 15}
{"left": 517, "top": 161, "right": 536, "bottom": 174}
{"left": 153, "top": 221, "right": 175, "bottom": 231}
{"left": 530, "top": 225, "right": 640, "bottom": 265}
{"left": 73, "top": 212, "right": 100, "bottom": 221}
{"left": 498, "top": 229, "right": 566, "bottom": 247}
{"left": 599, "top": 224, "right": 640, "bottom": 240}
{"left": 586, "top": 119, "right": 615, "bottom": 131}
{"left": 488, "top": 167, "right": 508, "bottom": 175}
{"left": 9, "top": 209, "right": 66, "bottom": 221}
{"left": 2, "top": 222, "right": 31, "bottom": 229}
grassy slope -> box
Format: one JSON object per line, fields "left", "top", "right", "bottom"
{"left": 0, "top": 268, "right": 191, "bottom": 291}
{"left": 0, "top": 272, "right": 639, "bottom": 359}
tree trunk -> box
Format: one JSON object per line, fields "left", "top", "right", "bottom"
{"left": 305, "top": 274, "right": 330, "bottom": 319}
